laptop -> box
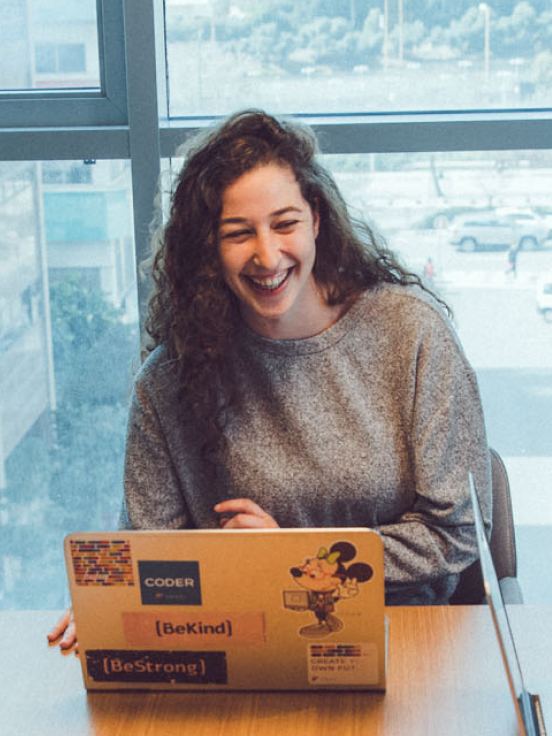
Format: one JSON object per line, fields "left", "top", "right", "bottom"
{"left": 469, "top": 473, "right": 547, "bottom": 736}
{"left": 64, "top": 527, "right": 386, "bottom": 691}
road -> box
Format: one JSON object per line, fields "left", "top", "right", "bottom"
{"left": 392, "top": 229, "right": 552, "bottom": 293}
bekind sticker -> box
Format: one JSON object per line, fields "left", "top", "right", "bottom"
{"left": 85, "top": 649, "right": 227, "bottom": 684}
{"left": 122, "top": 611, "right": 266, "bottom": 646}
{"left": 307, "top": 642, "right": 378, "bottom": 685}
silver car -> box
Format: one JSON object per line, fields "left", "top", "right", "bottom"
{"left": 449, "top": 209, "right": 552, "bottom": 252}
{"left": 496, "top": 209, "right": 552, "bottom": 250}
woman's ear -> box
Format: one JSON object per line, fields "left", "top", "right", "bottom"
{"left": 312, "top": 199, "right": 320, "bottom": 239}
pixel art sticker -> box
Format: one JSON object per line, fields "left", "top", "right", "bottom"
{"left": 70, "top": 539, "right": 135, "bottom": 586}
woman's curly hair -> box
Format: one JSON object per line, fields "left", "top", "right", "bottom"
{"left": 145, "top": 109, "right": 446, "bottom": 466}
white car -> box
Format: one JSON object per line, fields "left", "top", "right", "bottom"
{"left": 449, "top": 213, "right": 514, "bottom": 252}
{"left": 449, "top": 210, "right": 552, "bottom": 252}
{"left": 495, "top": 209, "right": 552, "bottom": 250}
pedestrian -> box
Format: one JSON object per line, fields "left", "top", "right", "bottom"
{"left": 423, "top": 257, "right": 435, "bottom": 287}
{"left": 506, "top": 243, "right": 519, "bottom": 278}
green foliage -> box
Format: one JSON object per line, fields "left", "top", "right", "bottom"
{"left": 49, "top": 402, "right": 128, "bottom": 527}
{"left": 50, "top": 274, "right": 120, "bottom": 356}
{"left": 49, "top": 274, "right": 137, "bottom": 405}
{"left": 2, "top": 274, "right": 137, "bottom": 609}
{"left": 186, "top": 0, "right": 552, "bottom": 78}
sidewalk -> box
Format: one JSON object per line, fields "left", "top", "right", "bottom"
{"left": 439, "top": 271, "right": 537, "bottom": 290}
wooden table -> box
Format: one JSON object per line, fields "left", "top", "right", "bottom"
{"left": 2, "top": 606, "right": 551, "bottom": 736}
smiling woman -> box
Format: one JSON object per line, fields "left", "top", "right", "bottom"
{"left": 121, "top": 108, "right": 491, "bottom": 588}
{"left": 50, "top": 109, "right": 493, "bottom": 649}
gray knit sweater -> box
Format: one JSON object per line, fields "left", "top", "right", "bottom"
{"left": 122, "top": 283, "right": 492, "bottom": 605}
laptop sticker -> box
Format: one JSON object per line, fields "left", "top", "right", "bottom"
{"left": 307, "top": 642, "right": 379, "bottom": 685}
{"left": 70, "top": 539, "right": 134, "bottom": 586}
{"left": 122, "top": 611, "right": 266, "bottom": 646}
{"left": 283, "top": 541, "right": 373, "bottom": 638}
{"left": 85, "top": 649, "right": 227, "bottom": 685}
{"left": 138, "top": 560, "right": 201, "bottom": 605}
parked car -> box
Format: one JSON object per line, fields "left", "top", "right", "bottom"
{"left": 495, "top": 209, "right": 552, "bottom": 250}
{"left": 536, "top": 273, "right": 552, "bottom": 323}
{"left": 413, "top": 206, "right": 486, "bottom": 230}
{"left": 449, "top": 213, "right": 514, "bottom": 252}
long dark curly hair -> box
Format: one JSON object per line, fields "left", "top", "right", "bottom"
{"left": 145, "top": 109, "right": 446, "bottom": 466}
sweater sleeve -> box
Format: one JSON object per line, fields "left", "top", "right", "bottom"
{"left": 376, "top": 307, "right": 492, "bottom": 604}
{"left": 121, "top": 372, "right": 190, "bottom": 530}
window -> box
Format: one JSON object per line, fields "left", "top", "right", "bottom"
{"left": 164, "top": 0, "right": 552, "bottom": 116}
{"left": 1, "top": 0, "right": 552, "bottom": 608}
{"left": 0, "top": 0, "right": 126, "bottom": 127}
{"left": 0, "top": 160, "right": 138, "bottom": 608}
{"left": 324, "top": 147, "right": 552, "bottom": 603}
{"left": 1, "top": 0, "right": 99, "bottom": 90}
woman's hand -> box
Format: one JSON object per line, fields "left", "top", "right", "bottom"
{"left": 214, "top": 499, "right": 279, "bottom": 529}
{"left": 47, "top": 607, "right": 78, "bottom": 652}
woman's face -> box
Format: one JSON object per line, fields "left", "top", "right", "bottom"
{"left": 218, "top": 162, "right": 331, "bottom": 340}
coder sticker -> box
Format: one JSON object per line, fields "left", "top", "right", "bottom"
{"left": 307, "top": 642, "right": 378, "bottom": 685}
{"left": 138, "top": 561, "right": 201, "bottom": 605}
{"left": 85, "top": 649, "right": 227, "bottom": 685}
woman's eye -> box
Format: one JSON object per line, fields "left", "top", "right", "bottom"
{"left": 222, "top": 229, "right": 251, "bottom": 241}
{"left": 275, "top": 220, "right": 298, "bottom": 231}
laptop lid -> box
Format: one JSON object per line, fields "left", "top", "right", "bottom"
{"left": 469, "top": 473, "right": 546, "bottom": 736}
{"left": 64, "top": 527, "right": 386, "bottom": 691}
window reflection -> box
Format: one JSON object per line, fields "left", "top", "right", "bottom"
{"left": 165, "top": 0, "right": 552, "bottom": 116}
{"left": 324, "top": 150, "right": 552, "bottom": 538}
{"left": 0, "top": 0, "right": 99, "bottom": 91}
{"left": 0, "top": 161, "right": 138, "bottom": 609}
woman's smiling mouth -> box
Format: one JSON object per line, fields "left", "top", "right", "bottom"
{"left": 245, "top": 268, "right": 293, "bottom": 292}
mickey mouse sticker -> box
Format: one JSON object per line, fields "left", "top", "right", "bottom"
{"left": 283, "top": 541, "right": 373, "bottom": 638}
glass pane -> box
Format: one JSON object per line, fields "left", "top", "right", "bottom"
{"left": 0, "top": 160, "right": 138, "bottom": 609}
{"left": 165, "top": 0, "right": 552, "bottom": 117}
{"left": 323, "top": 149, "right": 552, "bottom": 602}
{"left": 0, "top": 0, "right": 100, "bottom": 91}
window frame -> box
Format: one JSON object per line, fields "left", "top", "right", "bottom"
{"left": 0, "top": 0, "right": 127, "bottom": 127}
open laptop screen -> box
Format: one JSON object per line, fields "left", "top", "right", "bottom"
{"left": 469, "top": 472, "right": 546, "bottom": 736}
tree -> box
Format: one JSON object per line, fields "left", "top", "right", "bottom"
{"left": 49, "top": 273, "right": 137, "bottom": 405}
{"left": 4, "top": 274, "right": 137, "bottom": 608}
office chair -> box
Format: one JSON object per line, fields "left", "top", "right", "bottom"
{"left": 450, "top": 447, "right": 524, "bottom": 605}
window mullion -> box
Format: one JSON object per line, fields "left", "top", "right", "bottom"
{"left": 123, "top": 0, "right": 162, "bottom": 347}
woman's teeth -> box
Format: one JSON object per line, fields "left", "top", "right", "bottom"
{"left": 248, "top": 270, "right": 289, "bottom": 290}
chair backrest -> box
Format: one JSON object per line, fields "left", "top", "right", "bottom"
{"left": 450, "top": 447, "right": 520, "bottom": 605}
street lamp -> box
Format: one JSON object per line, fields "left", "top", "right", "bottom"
{"left": 479, "top": 3, "right": 490, "bottom": 86}
{"left": 398, "top": 0, "right": 404, "bottom": 65}
{"left": 383, "top": 0, "right": 389, "bottom": 71}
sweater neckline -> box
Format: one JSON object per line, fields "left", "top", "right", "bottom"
{"left": 238, "top": 288, "right": 373, "bottom": 356}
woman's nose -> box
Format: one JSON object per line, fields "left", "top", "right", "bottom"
{"left": 252, "top": 231, "right": 280, "bottom": 270}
